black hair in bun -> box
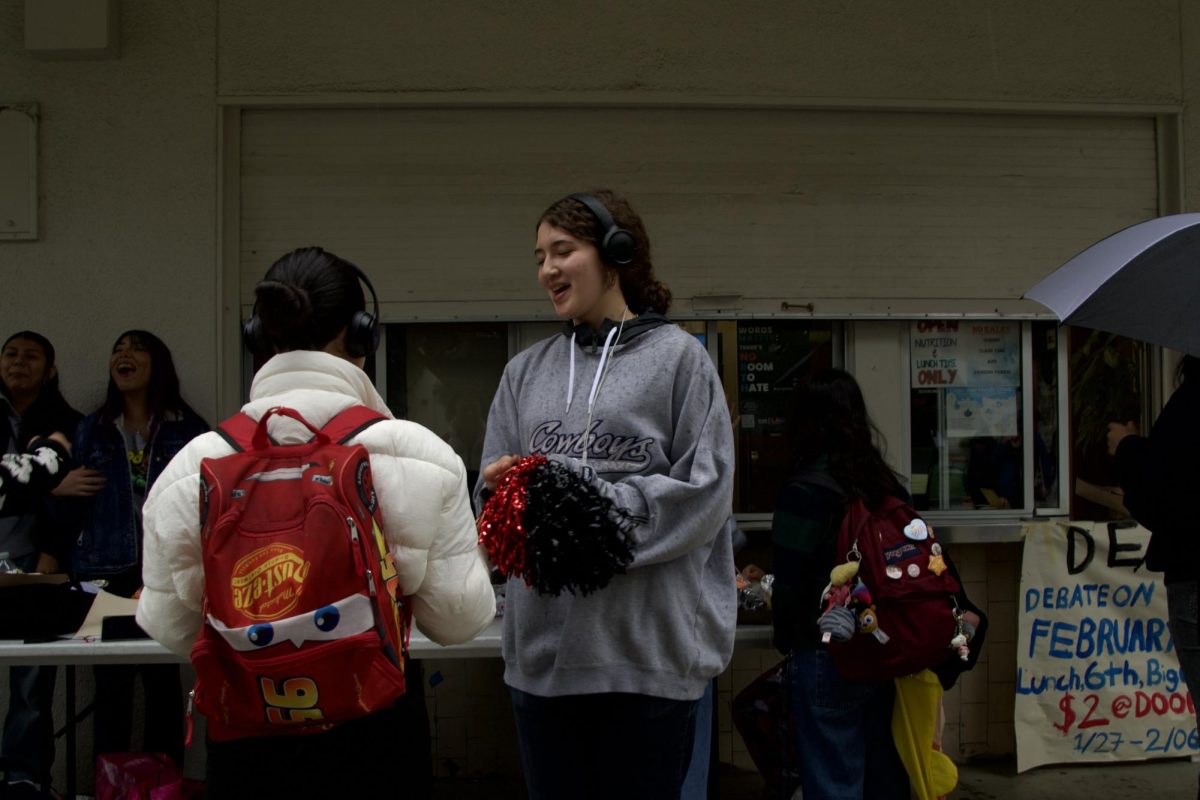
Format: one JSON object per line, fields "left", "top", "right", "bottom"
{"left": 253, "top": 247, "right": 366, "bottom": 353}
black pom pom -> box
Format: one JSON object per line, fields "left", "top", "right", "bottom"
{"left": 522, "top": 460, "right": 637, "bottom": 596}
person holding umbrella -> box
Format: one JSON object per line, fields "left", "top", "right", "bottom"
{"left": 1108, "top": 356, "right": 1200, "bottom": 709}
{"left": 1028, "top": 214, "right": 1200, "bottom": 795}
{"left": 1030, "top": 215, "right": 1200, "bottom": 794}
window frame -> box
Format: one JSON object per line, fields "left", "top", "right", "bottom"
{"left": 367, "top": 318, "right": 844, "bottom": 527}
{"left": 901, "top": 319, "right": 1072, "bottom": 526}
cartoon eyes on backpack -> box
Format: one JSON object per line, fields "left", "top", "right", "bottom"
{"left": 247, "top": 623, "right": 274, "bottom": 647}
{"left": 313, "top": 605, "right": 340, "bottom": 632}
{"left": 209, "top": 594, "right": 373, "bottom": 652}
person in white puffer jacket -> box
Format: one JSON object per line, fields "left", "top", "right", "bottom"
{"left": 136, "top": 246, "right": 494, "bottom": 797}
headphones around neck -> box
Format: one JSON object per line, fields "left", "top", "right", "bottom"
{"left": 570, "top": 193, "right": 637, "bottom": 266}
{"left": 243, "top": 258, "right": 380, "bottom": 359}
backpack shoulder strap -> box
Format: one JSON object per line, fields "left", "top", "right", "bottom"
{"left": 214, "top": 412, "right": 258, "bottom": 453}
{"left": 322, "top": 406, "right": 388, "bottom": 445}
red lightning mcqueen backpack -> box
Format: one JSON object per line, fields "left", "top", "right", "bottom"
{"left": 190, "top": 406, "right": 410, "bottom": 742}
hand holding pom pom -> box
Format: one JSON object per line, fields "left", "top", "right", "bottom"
{"left": 478, "top": 455, "right": 637, "bottom": 596}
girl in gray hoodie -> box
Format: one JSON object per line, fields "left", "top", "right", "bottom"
{"left": 477, "top": 191, "right": 737, "bottom": 799}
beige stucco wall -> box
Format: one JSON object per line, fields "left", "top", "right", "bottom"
{"left": 217, "top": 1, "right": 1181, "bottom": 103}
{"left": 1, "top": 0, "right": 1195, "bottom": 419}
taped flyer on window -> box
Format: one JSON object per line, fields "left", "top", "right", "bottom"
{"left": 1015, "top": 521, "right": 1197, "bottom": 772}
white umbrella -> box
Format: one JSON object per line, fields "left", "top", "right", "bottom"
{"left": 1025, "top": 213, "right": 1200, "bottom": 356}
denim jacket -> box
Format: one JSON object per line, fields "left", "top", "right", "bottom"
{"left": 69, "top": 408, "right": 208, "bottom": 577}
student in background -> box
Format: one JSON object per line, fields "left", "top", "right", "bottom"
{"left": 1109, "top": 355, "right": 1200, "bottom": 797}
{"left": 0, "top": 331, "right": 83, "bottom": 799}
{"left": 68, "top": 331, "right": 208, "bottom": 769}
{"left": 771, "top": 368, "right": 910, "bottom": 800}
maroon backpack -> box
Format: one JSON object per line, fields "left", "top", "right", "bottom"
{"left": 795, "top": 469, "right": 964, "bottom": 682}
{"left": 826, "top": 493, "right": 963, "bottom": 681}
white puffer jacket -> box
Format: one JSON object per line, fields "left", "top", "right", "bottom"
{"left": 136, "top": 350, "right": 495, "bottom": 657}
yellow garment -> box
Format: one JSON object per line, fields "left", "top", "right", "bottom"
{"left": 892, "top": 669, "right": 958, "bottom": 800}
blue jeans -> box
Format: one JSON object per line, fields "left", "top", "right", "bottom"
{"left": 681, "top": 680, "right": 714, "bottom": 799}
{"left": 0, "top": 665, "right": 56, "bottom": 784}
{"left": 788, "top": 649, "right": 909, "bottom": 800}
{"left": 1167, "top": 580, "right": 1200, "bottom": 702}
{"left": 509, "top": 688, "right": 698, "bottom": 800}
{"left": 93, "top": 664, "right": 184, "bottom": 767}
{"left": 0, "top": 553, "right": 56, "bottom": 785}
{"left": 1167, "top": 581, "right": 1200, "bottom": 799}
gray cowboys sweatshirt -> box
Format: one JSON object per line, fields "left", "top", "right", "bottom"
{"left": 476, "top": 321, "right": 737, "bottom": 701}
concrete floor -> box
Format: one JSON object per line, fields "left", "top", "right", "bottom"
{"left": 956, "top": 758, "right": 1197, "bottom": 800}
{"left": 429, "top": 758, "right": 1199, "bottom": 799}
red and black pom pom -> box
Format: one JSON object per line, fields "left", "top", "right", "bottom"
{"left": 478, "top": 455, "right": 637, "bottom": 596}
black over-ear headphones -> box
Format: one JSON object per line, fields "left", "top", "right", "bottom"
{"left": 243, "top": 257, "right": 380, "bottom": 359}
{"left": 570, "top": 193, "right": 637, "bottom": 266}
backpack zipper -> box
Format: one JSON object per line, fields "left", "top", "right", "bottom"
{"left": 347, "top": 516, "right": 367, "bottom": 576}
{"left": 349, "top": 514, "right": 377, "bottom": 595}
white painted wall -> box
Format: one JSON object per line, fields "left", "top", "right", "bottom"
{"left": 0, "top": 1, "right": 217, "bottom": 420}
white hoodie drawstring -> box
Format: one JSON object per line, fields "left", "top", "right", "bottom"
{"left": 566, "top": 332, "right": 577, "bottom": 412}
{"left": 580, "top": 311, "right": 627, "bottom": 469}
{"left": 587, "top": 325, "right": 620, "bottom": 411}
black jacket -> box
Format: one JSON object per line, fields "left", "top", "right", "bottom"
{"left": 0, "top": 391, "right": 84, "bottom": 562}
{"left": 1115, "top": 378, "right": 1200, "bottom": 584}
{"left": 0, "top": 438, "right": 73, "bottom": 516}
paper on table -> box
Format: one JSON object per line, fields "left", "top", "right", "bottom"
{"left": 73, "top": 590, "right": 139, "bottom": 640}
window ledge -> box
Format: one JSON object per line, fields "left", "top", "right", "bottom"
{"left": 928, "top": 518, "right": 1029, "bottom": 544}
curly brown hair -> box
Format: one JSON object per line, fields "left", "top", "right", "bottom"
{"left": 537, "top": 190, "right": 672, "bottom": 315}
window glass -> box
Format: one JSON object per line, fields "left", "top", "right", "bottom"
{"left": 379, "top": 319, "right": 837, "bottom": 516}
{"left": 717, "top": 321, "right": 836, "bottom": 513}
{"left": 385, "top": 323, "right": 508, "bottom": 489}
{"left": 909, "top": 321, "right": 1024, "bottom": 512}
{"left": 1031, "top": 321, "right": 1061, "bottom": 510}
{"left": 1067, "top": 329, "right": 1152, "bottom": 520}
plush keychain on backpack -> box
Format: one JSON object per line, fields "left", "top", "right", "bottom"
{"left": 950, "top": 608, "right": 971, "bottom": 661}
{"left": 477, "top": 455, "right": 637, "bottom": 596}
{"left": 857, "top": 605, "right": 891, "bottom": 644}
{"left": 818, "top": 561, "right": 872, "bottom": 644}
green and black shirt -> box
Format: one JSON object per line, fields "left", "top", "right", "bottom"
{"left": 771, "top": 459, "right": 847, "bottom": 655}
